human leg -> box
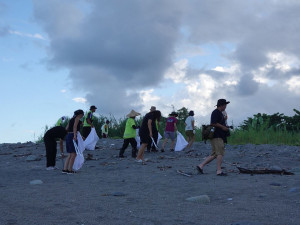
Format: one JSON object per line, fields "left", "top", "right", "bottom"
{"left": 136, "top": 143, "right": 148, "bottom": 160}
{"left": 129, "top": 138, "right": 138, "bottom": 157}
{"left": 44, "top": 137, "right": 57, "bottom": 167}
{"left": 119, "top": 139, "right": 130, "bottom": 157}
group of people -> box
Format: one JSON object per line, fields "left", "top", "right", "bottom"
{"left": 44, "top": 98, "right": 231, "bottom": 176}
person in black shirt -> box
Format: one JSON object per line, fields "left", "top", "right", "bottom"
{"left": 44, "top": 126, "right": 68, "bottom": 170}
{"left": 197, "top": 99, "right": 230, "bottom": 176}
{"left": 136, "top": 110, "right": 161, "bottom": 162}
{"left": 63, "top": 109, "right": 84, "bottom": 174}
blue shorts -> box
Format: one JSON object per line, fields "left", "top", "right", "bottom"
{"left": 164, "top": 131, "right": 175, "bottom": 140}
{"left": 66, "top": 133, "right": 76, "bottom": 153}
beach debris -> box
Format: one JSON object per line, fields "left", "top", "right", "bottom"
{"left": 230, "top": 222, "right": 263, "bottom": 225}
{"left": 26, "top": 155, "right": 41, "bottom": 161}
{"left": 112, "top": 192, "right": 126, "bottom": 197}
{"left": 177, "top": 170, "right": 192, "bottom": 177}
{"left": 85, "top": 153, "right": 94, "bottom": 161}
{"left": 30, "top": 180, "right": 43, "bottom": 185}
{"left": 157, "top": 165, "right": 172, "bottom": 171}
{"left": 270, "top": 182, "right": 281, "bottom": 187}
{"left": 288, "top": 187, "right": 298, "bottom": 193}
{"left": 237, "top": 167, "right": 294, "bottom": 175}
{"left": 13, "top": 153, "right": 32, "bottom": 157}
{"left": 186, "top": 195, "right": 210, "bottom": 203}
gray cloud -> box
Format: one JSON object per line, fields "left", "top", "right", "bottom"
{"left": 33, "top": 0, "right": 300, "bottom": 118}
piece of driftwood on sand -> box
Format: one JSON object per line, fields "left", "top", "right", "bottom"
{"left": 237, "top": 167, "right": 294, "bottom": 175}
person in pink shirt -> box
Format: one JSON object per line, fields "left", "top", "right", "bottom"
{"left": 161, "top": 112, "right": 178, "bottom": 152}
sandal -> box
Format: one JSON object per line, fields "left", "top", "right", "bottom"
{"left": 197, "top": 166, "right": 204, "bottom": 174}
{"left": 217, "top": 172, "right": 227, "bottom": 176}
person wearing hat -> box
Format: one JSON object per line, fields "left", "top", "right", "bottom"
{"left": 161, "top": 111, "right": 178, "bottom": 152}
{"left": 56, "top": 116, "right": 66, "bottom": 127}
{"left": 119, "top": 110, "right": 141, "bottom": 158}
{"left": 185, "top": 110, "right": 195, "bottom": 149}
{"left": 82, "top": 105, "right": 97, "bottom": 139}
{"left": 101, "top": 120, "right": 110, "bottom": 138}
{"left": 197, "top": 99, "right": 230, "bottom": 176}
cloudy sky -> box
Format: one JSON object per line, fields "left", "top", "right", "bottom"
{"left": 1, "top": 0, "right": 300, "bottom": 143}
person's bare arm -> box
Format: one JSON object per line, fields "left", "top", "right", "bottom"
{"left": 73, "top": 117, "right": 80, "bottom": 140}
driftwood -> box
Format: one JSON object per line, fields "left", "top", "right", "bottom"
{"left": 237, "top": 167, "right": 294, "bottom": 175}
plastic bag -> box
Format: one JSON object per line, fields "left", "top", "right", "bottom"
{"left": 135, "top": 129, "right": 141, "bottom": 149}
{"left": 175, "top": 131, "right": 188, "bottom": 151}
{"left": 73, "top": 134, "right": 85, "bottom": 171}
{"left": 84, "top": 128, "right": 99, "bottom": 151}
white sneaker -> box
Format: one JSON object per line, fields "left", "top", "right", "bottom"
{"left": 46, "top": 167, "right": 55, "bottom": 170}
{"left": 136, "top": 159, "right": 143, "bottom": 163}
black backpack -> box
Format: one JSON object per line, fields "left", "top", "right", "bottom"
{"left": 202, "top": 125, "right": 215, "bottom": 144}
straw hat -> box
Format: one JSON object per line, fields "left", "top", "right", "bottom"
{"left": 126, "top": 110, "right": 141, "bottom": 118}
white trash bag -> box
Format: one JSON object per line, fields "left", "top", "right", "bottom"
{"left": 135, "top": 129, "right": 141, "bottom": 149}
{"left": 73, "top": 133, "right": 85, "bottom": 171}
{"left": 175, "top": 131, "right": 188, "bottom": 152}
{"left": 84, "top": 127, "right": 99, "bottom": 151}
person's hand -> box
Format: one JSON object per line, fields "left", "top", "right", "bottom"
{"left": 61, "top": 152, "right": 66, "bottom": 158}
{"left": 193, "top": 130, "right": 196, "bottom": 134}
{"left": 222, "top": 126, "right": 229, "bottom": 132}
{"left": 150, "top": 133, "right": 153, "bottom": 138}
{"left": 73, "top": 135, "right": 77, "bottom": 141}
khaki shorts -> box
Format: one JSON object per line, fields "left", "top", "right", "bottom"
{"left": 185, "top": 130, "right": 194, "bottom": 138}
{"left": 210, "top": 138, "right": 225, "bottom": 157}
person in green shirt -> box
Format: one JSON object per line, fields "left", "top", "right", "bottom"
{"left": 82, "top": 105, "right": 97, "bottom": 139}
{"left": 119, "top": 110, "right": 141, "bottom": 158}
{"left": 56, "top": 116, "right": 66, "bottom": 126}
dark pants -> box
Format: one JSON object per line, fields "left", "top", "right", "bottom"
{"left": 44, "top": 137, "right": 57, "bottom": 167}
{"left": 119, "top": 138, "right": 137, "bottom": 157}
{"left": 82, "top": 126, "right": 91, "bottom": 139}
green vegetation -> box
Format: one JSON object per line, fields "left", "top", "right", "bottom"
{"left": 37, "top": 108, "right": 300, "bottom": 146}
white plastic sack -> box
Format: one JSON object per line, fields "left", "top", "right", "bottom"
{"left": 157, "top": 133, "right": 162, "bottom": 145}
{"left": 73, "top": 138, "right": 85, "bottom": 171}
{"left": 135, "top": 129, "right": 141, "bottom": 149}
{"left": 84, "top": 128, "right": 99, "bottom": 151}
{"left": 175, "top": 132, "right": 188, "bottom": 152}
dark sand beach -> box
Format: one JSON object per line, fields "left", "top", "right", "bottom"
{"left": 0, "top": 139, "right": 299, "bottom": 225}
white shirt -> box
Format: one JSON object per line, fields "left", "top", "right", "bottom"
{"left": 185, "top": 116, "right": 194, "bottom": 131}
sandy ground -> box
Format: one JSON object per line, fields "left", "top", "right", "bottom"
{"left": 0, "top": 139, "right": 299, "bottom": 225}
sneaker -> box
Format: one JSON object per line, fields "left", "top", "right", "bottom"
{"left": 46, "top": 166, "right": 55, "bottom": 170}
{"left": 67, "top": 170, "right": 76, "bottom": 174}
{"left": 161, "top": 149, "right": 165, "bottom": 152}
{"left": 170, "top": 149, "right": 174, "bottom": 152}
{"left": 136, "top": 159, "right": 143, "bottom": 163}
{"left": 62, "top": 169, "right": 68, "bottom": 174}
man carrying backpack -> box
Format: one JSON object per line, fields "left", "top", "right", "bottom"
{"left": 197, "top": 99, "right": 230, "bottom": 176}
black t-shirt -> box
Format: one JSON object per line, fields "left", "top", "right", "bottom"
{"left": 68, "top": 117, "right": 82, "bottom": 132}
{"left": 44, "top": 126, "right": 67, "bottom": 140}
{"left": 211, "top": 109, "right": 226, "bottom": 141}
{"left": 140, "top": 112, "right": 157, "bottom": 134}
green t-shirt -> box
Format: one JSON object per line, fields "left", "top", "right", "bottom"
{"left": 123, "top": 118, "right": 136, "bottom": 139}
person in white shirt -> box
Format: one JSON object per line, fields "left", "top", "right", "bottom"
{"left": 185, "top": 110, "right": 195, "bottom": 149}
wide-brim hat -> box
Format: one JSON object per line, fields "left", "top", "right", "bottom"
{"left": 126, "top": 110, "right": 141, "bottom": 118}
{"left": 216, "top": 99, "right": 230, "bottom": 107}
{"left": 90, "top": 105, "right": 97, "bottom": 110}
{"left": 169, "top": 111, "right": 178, "bottom": 117}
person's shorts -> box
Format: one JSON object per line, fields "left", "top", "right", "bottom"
{"left": 66, "top": 133, "right": 76, "bottom": 153}
{"left": 164, "top": 131, "right": 175, "bottom": 140}
{"left": 210, "top": 138, "right": 225, "bottom": 157}
{"left": 185, "top": 130, "right": 194, "bottom": 138}
{"left": 82, "top": 126, "right": 91, "bottom": 139}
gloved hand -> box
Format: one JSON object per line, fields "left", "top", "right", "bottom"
{"left": 193, "top": 130, "right": 196, "bottom": 134}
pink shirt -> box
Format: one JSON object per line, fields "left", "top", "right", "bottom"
{"left": 165, "top": 117, "right": 177, "bottom": 132}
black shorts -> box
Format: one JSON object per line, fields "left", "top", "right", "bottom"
{"left": 82, "top": 126, "right": 91, "bottom": 139}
